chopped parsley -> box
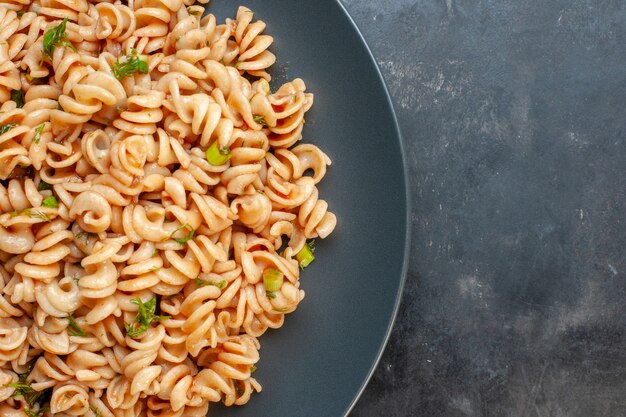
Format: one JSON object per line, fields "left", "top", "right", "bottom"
{"left": 4, "top": 372, "right": 51, "bottom": 417}
{"left": 33, "top": 123, "right": 45, "bottom": 144}
{"left": 125, "top": 297, "right": 170, "bottom": 338}
{"left": 66, "top": 313, "right": 87, "bottom": 337}
{"left": 112, "top": 49, "right": 148, "bottom": 80}
{"left": 0, "top": 123, "right": 17, "bottom": 135}
{"left": 42, "top": 18, "right": 75, "bottom": 58}
{"left": 10, "top": 90, "right": 24, "bottom": 108}
{"left": 253, "top": 114, "right": 267, "bottom": 126}
{"left": 23, "top": 208, "right": 51, "bottom": 222}
{"left": 37, "top": 180, "right": 51, "bottom": 191}
{"left": 169, "top": 223, "right": 195, "bottom": 245}
{"left": 25, "top": 406, "right": 49, "bottom": 417}
{"left": 75, "top": 231, "right": 96, "bottom": 244}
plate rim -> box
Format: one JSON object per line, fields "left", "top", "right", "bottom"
{"left": 333, "top": 1, "right": 412, "bottom": 416}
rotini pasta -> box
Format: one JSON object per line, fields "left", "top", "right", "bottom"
{"left": 0, "top": 1, "right": 336, "bottom": 416}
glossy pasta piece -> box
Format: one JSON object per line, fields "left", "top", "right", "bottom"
{"left": 230, "top": 7, "right": 275, "bottom": 80}
{"left": 51, "top": 46, "right": 126, "bottom": 129}
{"left": 0, "top": 42, "right": 21, "bottom": 104}
{"left": 0, "top": 318, "right": 28, "bottom": 364}
{"left": 0, "top": 109, "right": 30, "bottom": 180}
{"left": 122, "top": 325, "right": 164, "bottom": 396}
{"left": 267, "top": 79, "right": 314, "bottom": 148}
{"left": 95, "top": 2, "right": 136, "bottom": 42}
{"left": 193, "top": 335, "right": 261, "bottom": 406}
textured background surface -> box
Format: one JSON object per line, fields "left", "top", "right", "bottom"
{"left": 344, "top": 0, "right": 626, "bottom": 416}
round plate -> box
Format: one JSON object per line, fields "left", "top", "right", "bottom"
{"left": 209, "top": 1, "right": 409, "bottom": 416}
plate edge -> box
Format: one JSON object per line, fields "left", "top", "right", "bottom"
{"left": 332, "top": 1, "right": 412, "bottom": 416}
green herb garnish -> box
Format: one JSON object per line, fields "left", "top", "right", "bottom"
{"left": 124, "top": 297, "right": 170, "bottom": 338}
{"left": 205, "top": 141, "right": 232, "bottom": 166}
{"left": 112, "top": 49, "right": 148, "bottom": 80}
{"left": 42, "top": 195, "right": 58, "bottom": 208}
{"left": 10, "top": 90, "right": 24, "bottom": 108}
{"left": 16, "top": 11, "right": 24, "bottom": 17}
{"left": 263, "top": 268, "right": 284, "bottom": 292}
{"left": 90, "top": 407, "right": 103, "bottom": 417}
{"left": 43, "top": 18, "right": 75, "bottom": 58}
{"left": 250, "top": 365, "right": 257, "bottom": 373}
{"left": 37, "top": 181, "right": 51, "bottom": 191}
{"left": 253, "top": 115, "right": 267, "bottom": 126}
{"left": 169, "top": 223, "right": 194, "bottom": 245}
{"left": 25, "top": 405, "right": 48, "bottom": 417}
{"left": 66, "top": 313, "right": 87, "bottom": 336}
{"left": 23, "top": 208, "right": 51, "bottom": 222}
{"left": 0, "top": 123, "right": 17, "bottom": 135}
{"left": 296, "top": 240, "right": 315, "bottom": 269}
{"left": 195, "top": 278, "right": 226, "bottom": 289}
{"left": 33, "top": 123, "right": 45, "bottom": 144}
{"left": 4, "top": 372, "right": 51, "bottom": 417}
{"left": 75, "top": 231, "right": 96, "bottom": 244}
{"left": 6, "top": 380, "right": 34, "bottom": 398}
{"left": 266, "top": 291, "right": 276, "bottom": 299}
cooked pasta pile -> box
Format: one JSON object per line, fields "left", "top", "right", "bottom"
{"left": 0, "top": 1, "right": 336, "bottom": 415}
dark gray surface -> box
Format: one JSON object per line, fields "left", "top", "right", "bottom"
{"left": 346, "top": 0, "right": 626, "bottom": 416}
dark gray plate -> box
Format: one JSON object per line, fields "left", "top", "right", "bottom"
{"left": 209, "top": 1, "right": 409, "bottom": 416}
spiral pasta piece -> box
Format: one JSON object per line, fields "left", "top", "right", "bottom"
{"left": 79, "top": 239, "right": 122, "bottom": 298}
{"left": 0, "top": 43, "right": 20, "bottom": 103}
{"left": 50, "top": 383, "right": 90, "bottom": 415}
{"left": 51, "top": 47, "right": 126, "bottom": 129}
{"left": 266, "top": 78, "right": 314, "bottom": 149}
{"left": 0, "top": 108, "right": 30, "bottom": 180}
{"left": 15, "top": 219, "right": 73, "bottom": 284}
{"left": 230, "top": 7, "right": 275, "bottom": 80}
{"left": 193, "top": 335, "right": 261, "bottom": 406}
{"left": 0, "top": 318, "right": 28, "bottom": 364}
{"left": 95, "top": 2, "right": 136, "bottom": 42}
{"left": 121, "top": 325, "right": 164, "bottom": 396}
